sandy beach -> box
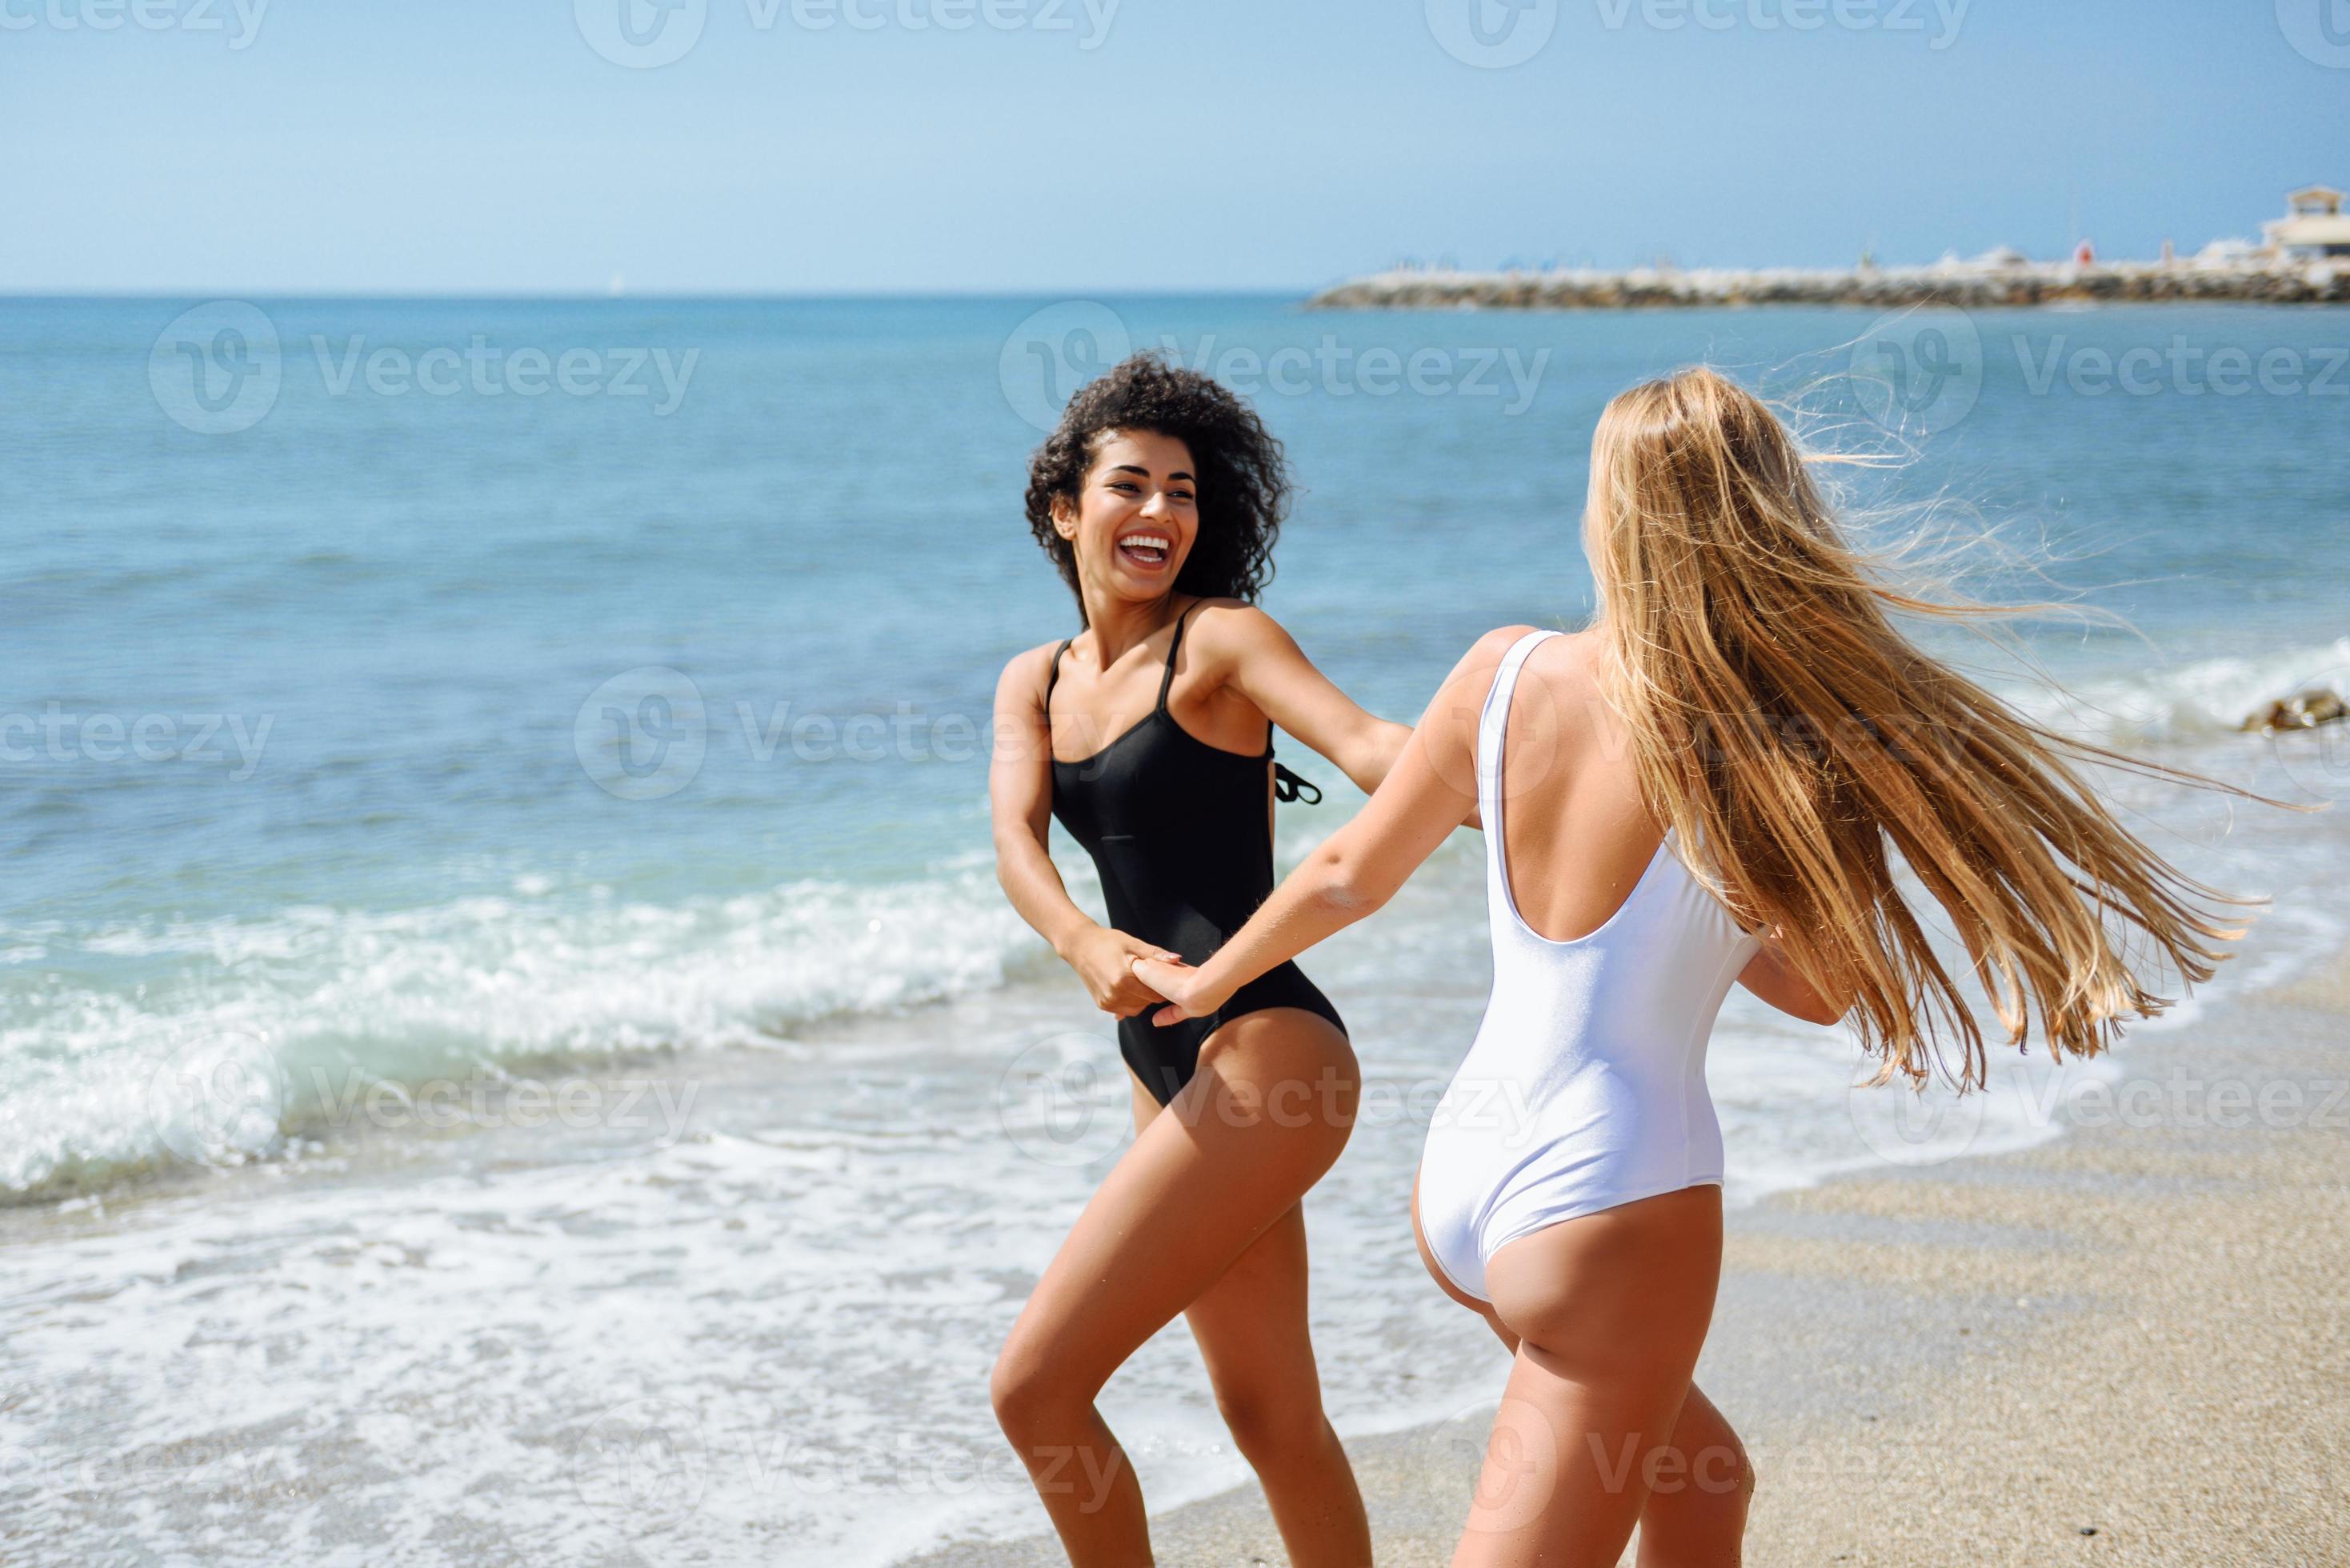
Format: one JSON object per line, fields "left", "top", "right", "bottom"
{"left": 904, "top": 955, "right": 2350, "bottom": 1566}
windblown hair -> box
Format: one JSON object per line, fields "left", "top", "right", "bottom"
{"left": 1025, "top": 351, "right": 1291, "bottom": 612}
{"left": 1589, "top": 367, "right": 2256, "bottom": 1089}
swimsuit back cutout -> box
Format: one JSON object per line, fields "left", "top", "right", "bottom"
{"left": 1416, "top": 628, "right": 1761, "bottom": 1302}
{"left": 1043, "top": 602, "right": 1341, "bottom": 1103}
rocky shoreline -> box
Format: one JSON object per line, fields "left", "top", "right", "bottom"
{"left": 1307, "top": 260, "right": 2350, "bottom": 311}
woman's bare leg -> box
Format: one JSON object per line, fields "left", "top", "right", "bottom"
{"left": 1183, "top": 1197, "right": 1372, "bottom": 1566}
{"left": 1411, "top": 1174, "right": 1747, "bottom": 1563}
{"left": 1632, "top": 1382, "right": 1750, "bottom": 1567}
{"left": 1443, "top": 1184, "right": 1724, "bottom": 1568}
{"left": 989, "top": 1008, "right": 1359, "bottom": 1566}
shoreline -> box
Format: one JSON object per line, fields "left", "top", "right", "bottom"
{"left": 1306, "top": 261, "right": 2350, "bottom": 311}
{"left": 899, "top": 954, "right": 2350, "bottom": 1566}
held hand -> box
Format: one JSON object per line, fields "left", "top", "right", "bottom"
{"left": 1128, "top": 956, "right": 1233, "bottom": 1027}
{"left": 1064, "top": 927, "right": 1183, "bottom": 1016}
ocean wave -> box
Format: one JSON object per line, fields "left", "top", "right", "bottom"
{"left": 1997, "top": 636, "right": 2350, "bottom": 747}
{"left": 0, "top": 861, "right": 1054, "bottom": 1202}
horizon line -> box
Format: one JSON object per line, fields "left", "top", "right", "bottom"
{"left": 0, "top": 286, "right": 1329, "bottom": 303}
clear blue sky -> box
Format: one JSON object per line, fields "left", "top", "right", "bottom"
{"left": 8, "top": 0, "right": 2346, "bottom": 293}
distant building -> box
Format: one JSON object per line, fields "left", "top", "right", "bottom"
{"left": 2262, "top": 185, "right": 2350, "bottom": 261}
{"left": 2198, "top": 236, "right": 2262, "bottom": 266}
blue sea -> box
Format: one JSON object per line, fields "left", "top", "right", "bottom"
{"left": 3, "top": 295, "right": 2345, "bottom": 1563}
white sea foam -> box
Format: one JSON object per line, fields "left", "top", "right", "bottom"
{"left": 1998, "top": 635, "right": 2350, "bottom": 747}
{"left": 0, "top": 860, "right": 1063, "bottom": 1202}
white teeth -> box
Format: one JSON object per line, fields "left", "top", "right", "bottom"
{"left": 1119, "top": 534, "right": 1171, "bottom": 551}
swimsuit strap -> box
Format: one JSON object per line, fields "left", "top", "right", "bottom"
{"left": 1155, "top": 600, "right": 1199, "bottom": 714}
{"left": 1043, "top": 638, "right": 1073, "bottom": 709}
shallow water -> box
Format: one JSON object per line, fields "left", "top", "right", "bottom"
{"left": 3, "top": 296, "right": 2344, "bottom": 1562}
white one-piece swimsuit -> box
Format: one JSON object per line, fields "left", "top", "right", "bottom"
{"left": 1418, "top": 630, "right": 1762, "bottom": 1303}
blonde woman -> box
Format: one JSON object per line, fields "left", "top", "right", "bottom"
{"left": 1137, "top": 367, "right": 2248, "bottom": 1566}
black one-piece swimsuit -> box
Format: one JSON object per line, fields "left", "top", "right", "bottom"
{"left": 1047, "top": 603, "right": 1349, "bottom": 1106}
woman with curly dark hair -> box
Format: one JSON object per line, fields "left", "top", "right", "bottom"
{"left": 987, "top": 352, "right": 1419, "bottom": 1564}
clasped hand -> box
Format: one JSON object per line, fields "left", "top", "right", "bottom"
{"left": 1128, "top": 955, "right": 1230, "bottom": 1026}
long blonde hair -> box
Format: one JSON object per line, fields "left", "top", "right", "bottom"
{"left": 1590, "top": 367, "right": 2258, "bottom": 1089}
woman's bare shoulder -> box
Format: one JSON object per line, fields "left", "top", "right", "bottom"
{"left": 996, "top": 638, "right": 1069, "bottom": 701}
{"left": 1464, "top": 623, "right": 1604, "bottom": 676}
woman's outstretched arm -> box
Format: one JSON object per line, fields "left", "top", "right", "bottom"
{"left": 1194, "top": 602, "right": 1411, "bottom": 794}
{"left": 1191, "top": 600, "right": 1482, "bottom": 821}
{"left": 1132, "top": 627, "right": 1527, "bottom": 1022}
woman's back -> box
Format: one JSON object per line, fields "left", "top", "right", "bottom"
{"left": 1415, "top": 626, "right": 1760, "bottom": 1303}
{"left": 1485, "top": 628, "right": 1669, "bottom": 943}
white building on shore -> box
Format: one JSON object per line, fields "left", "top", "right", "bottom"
{"left": 2262, "top": 186, "right": 2350, "bottom": 261}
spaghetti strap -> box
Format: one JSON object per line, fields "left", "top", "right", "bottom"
{"left": 1155, "top": 601, "right": 1199, "bottom": 713}
{"left": 1043, "top": 638, "right": 1072, "bottom": 706}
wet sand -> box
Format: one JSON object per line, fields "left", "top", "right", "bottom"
{"left": 902, "top": 961, "right": 2350, "bottom": 1566}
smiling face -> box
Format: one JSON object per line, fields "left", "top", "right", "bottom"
{"left": 1051, "top": 429, "right": 1199, "bottom": 606}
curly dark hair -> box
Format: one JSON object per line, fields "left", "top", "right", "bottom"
{"left": 1023, "top": 351, "right": 1292, "bottom": 614}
